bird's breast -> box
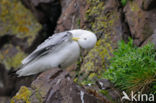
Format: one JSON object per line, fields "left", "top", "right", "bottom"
{"left": 60, "top": 41, "right": 80, "bottom": 68}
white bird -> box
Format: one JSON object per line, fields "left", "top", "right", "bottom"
{"left": 16, "top": 29, "right": 97, "bottom": 77}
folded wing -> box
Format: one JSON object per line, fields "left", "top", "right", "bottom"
{"left": 22, "top": 31, "right": 72, "bottom": 65}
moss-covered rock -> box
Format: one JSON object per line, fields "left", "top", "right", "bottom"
{"left": 76, "top": 0, "right": 122, "bottom": 85}
{"left": 68, "top": 0, "right": 123, "bottom": 102}
{"left": 11, "top": 86, "right": 32, "bottom": 103}
{"left": 5, "top": 50, "right": 26, "bottom": 69}
{"left": 124, "top": 0, "right": 156, "bottom": 46}
{"left": 10, "top": 85, "right": 43, "bottom": 103}
{"left": 0, "top": 0, "right": 41, "bottom": 43}
{"left": 0, "top": 0, "right": 41, "bottom": 70}
{"left": 0, "top": 44, "right": 27, "bottom": 69}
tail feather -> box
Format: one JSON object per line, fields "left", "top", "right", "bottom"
{"left": 16, "top": 69, "right": 24, "bottom": 77}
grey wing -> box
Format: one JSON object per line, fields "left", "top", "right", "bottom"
{"left": 22, "top": 31, "right": 72, "bottom": 65}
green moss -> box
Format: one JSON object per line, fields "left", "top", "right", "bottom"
{"left": 79, "top": 39, "right": 113, "bottom": 80}
{"left": 11, "top": 86, "right": 32, "bottom": 103}
{"left": 74, "top": 78, "right": 78, "bottom": 83}
{"left": 81, "top": 79, "right": 94, "bottom": 86}
{"left": 99, "top": 89, "right": 116, "bottom": 103}
{"left": 88, "top": 73, "right": 96, "bottom": 80}
{"left": 75, "top": 0, "right": 118, "bottom": 87}
{"left": 5, "top": 51, "right": 26, "bottom": 69}
{"left": 73, "top": 2, "right": 120, "bottom": 102}
{"left": 99, "top": 89, "right": 108, "bottom": 95}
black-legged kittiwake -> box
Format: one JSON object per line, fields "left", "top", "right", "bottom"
{"left": 16, "top": 29, "right": 97, "bottom": 77}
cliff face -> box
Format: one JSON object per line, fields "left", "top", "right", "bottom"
{"left": 0, "top": 0, "right": 41, "bottom": 70}
{"left": 0, "top": 0, "right": 156, "bottom": 103}
{"left": 0, "top": 0, "right": 61, "bottom": 100}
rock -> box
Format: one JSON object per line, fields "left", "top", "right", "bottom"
{"left": 142, "top": 32, "right": 156, "bottom": 49}
{"left": 96, "top": 79, "right": 112, "bottom": 90}
{"left": 0, "top": 0, "right": 61, "bottom": 97}
{"left": 21, "top": 0, "right": 61, "bottom": 53}
{"left": 0, "top": 63, "right": 14, "bottom": 96}
{"left": 55, "top": 0, "right": 87, "bottom": 32}
{"left": 21, "top": 0, "right": 61, "bottom": 25}
{"left": 0, "top": 0, "right": 41, "bottom": 44}
{"left": 0, "top": 97, "right": 10, "bottom": 103}
{"left": 0, "top": 44, "right": 27, "bottom": 70}
{"left": 96, "top": 79, "right": 120, "bottom": 101}
{"left": 11, "top": 69, "right": 107, "bottom": 103}
{"left": 140, "top": 0, "right": 156, "bottom": 11}
{"left": 124, "top": 0, "right": 156, "bottom": 46}
{"left": 30, "top": 0, "right": 55, "bottom": 6}
{"left": 55, "top": 0, "right": 123, "bottom": 102}
{"left": 31, "top": 68, "right": 63, "bottom": 98}
{"left": 55, "top": 0, "right": 124, "bottom": 80}
{"left": 10, "top": 86, "right": 33, "bottom": 103}
{"left": 77, "top": 0, "right": 123, "bottom": 87}
{"left": 0, "top": 0, "right": 41, "bottom": 70}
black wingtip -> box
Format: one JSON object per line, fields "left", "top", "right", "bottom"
{"left": 8, "top": 67, "right": 18, "bottom": 77}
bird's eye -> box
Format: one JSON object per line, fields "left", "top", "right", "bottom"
{"left": 84, "top": 38, "right": 87, "bottom": 40}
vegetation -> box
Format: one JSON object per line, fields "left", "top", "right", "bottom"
{"left": 11, "top": 86, "right": 32, "bottom": 103}
{"left": 75, "top": 0, "right": 117, "bottom": 85}
{"left": 121, "top": 0, "right": 127, "bottom": 6}
{"left": 104, "top": 39, "right": 156, "bottom": 94}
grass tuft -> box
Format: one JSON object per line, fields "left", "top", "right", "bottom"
{"left": 103, "top": 39, "right": 156, "bottom": 94}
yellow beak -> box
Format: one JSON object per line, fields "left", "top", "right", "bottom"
{"left": 72, "top": 37, "right": 80, "bottom": 41}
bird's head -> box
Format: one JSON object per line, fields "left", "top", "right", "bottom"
{"left": 70, "top": 29, "right": 97, "bottom": 49}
